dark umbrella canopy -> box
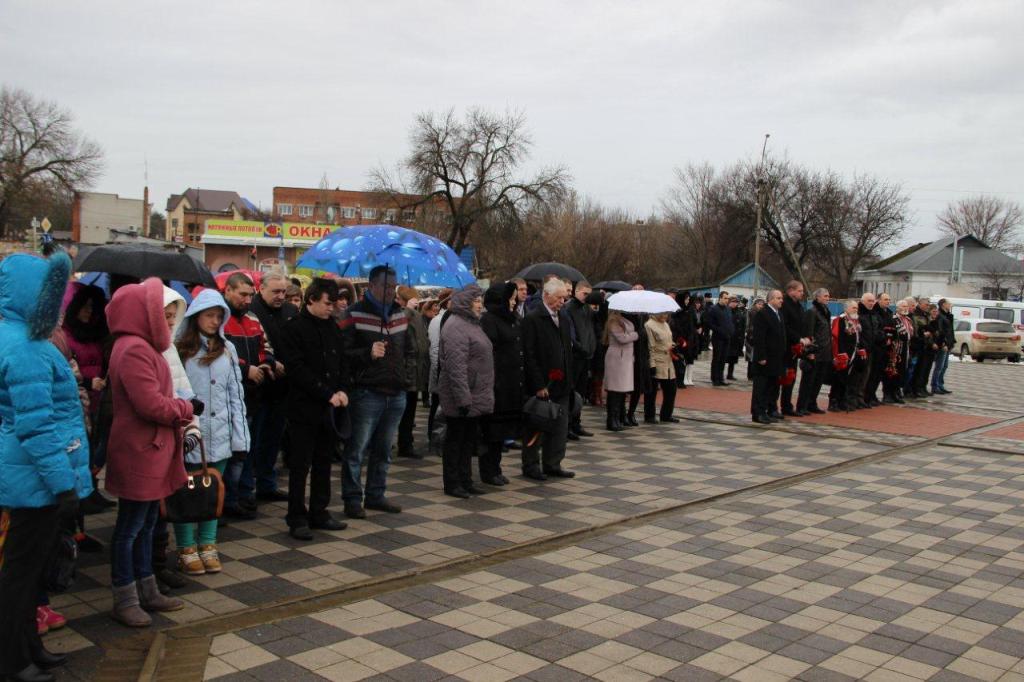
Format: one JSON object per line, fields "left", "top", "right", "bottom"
{"left": 514, "top": 262, "right": 587, "bottom": 283}
{"left": 593, "top": 280, "right": 631, "bottom": 292}
{"left": 74, "top": 243, "right": 216, "bottom": 287}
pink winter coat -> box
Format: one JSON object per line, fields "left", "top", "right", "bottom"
{"left": 104, "top": 278, "right": 193, "bottom": 501}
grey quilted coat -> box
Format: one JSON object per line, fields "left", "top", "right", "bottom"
{"left": 438, "top": 286, "right": 495, "bottom": 418}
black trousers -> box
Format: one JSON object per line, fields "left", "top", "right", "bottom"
{"left": 571, "top": 351, "right": 590, "bottom": 426}
{"left": 442, "top": 416, "right": 479, "bottom": 491}
{"left": 751, "top": 375, "right": 779, "bottom": 418}
{"left": 398, "top": 390, "right": 418, "bottom": 452}
{"left": 427, "top": 393, "right": 441, "bottom": 443}
{"left": 480, "top": 442, "right": 503, "bottom": 481}
{"left": 0, "top": 506, "right": 58, "bottom": 676}
{"left": 796, "top": 361, "right": 829, "bottom": 411}
{"left": 711, "top": 332, "right": 731, "bottom": 383}
{"left": 913, "top": 352, "right": 935, "bottom": 392}
{"left": 644, "top": 378, "right": 677, "bottom": 421}
{"left": 864, "top": 349, "right": 886, "bottom": 401}
{"left": 287, "top": 421, "right": 335, "bottom": 527}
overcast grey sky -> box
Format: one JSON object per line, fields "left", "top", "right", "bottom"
{"left": 3, "top": 0, "right": 1022, "bottom": 250}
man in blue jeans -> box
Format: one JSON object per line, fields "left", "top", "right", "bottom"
{"left": 338, "top": 265, "right": 416, "bottom": 519}
{"left": 931, "top": 298, "right": 955, "bottom": 395}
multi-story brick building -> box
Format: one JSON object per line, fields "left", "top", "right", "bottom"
{"left": 271, "top": 187, "right": 422, "bottom": 226}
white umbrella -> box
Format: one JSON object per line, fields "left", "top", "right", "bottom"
{"left": 607, "top": 290, "right": 680, "bottom": 314}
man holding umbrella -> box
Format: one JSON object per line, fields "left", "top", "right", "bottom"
{"left": 338, "top": 265, "right": 415, "bottom": 519}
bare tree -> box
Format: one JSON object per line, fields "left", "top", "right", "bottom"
{"left": 975, "top": 262, "right": 1024, "bottom": 300}
{"left": 815, "top": 174, "right": 910, "bottom": 296}
{"left": 660, "top": 163, "right": 749, "bottom": 285}
{"left": 370, "top": 108, "right": 569, "bottom": 253}
{"left": 0, "top": 86, "right": 103, "bottom": 238}
{"left": 938, "top": 195, "right": 1023, "bottom": 254}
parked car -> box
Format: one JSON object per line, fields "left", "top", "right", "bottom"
{"left": 953, "top": 318, "right": 1022, "bottom": 362}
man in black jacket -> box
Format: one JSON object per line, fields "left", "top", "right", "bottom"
{"left": 932, "top": 298, "right": 956, "bottom": 395}
{"left": 521, "top": 278, "right": 574, "bottom": 480}
{"left": 795, "top": 288, "right": 832, "bottom": 415}
{"left": 249, "top": 271, "right": 298, "bottom": 502}
{"left": 705, "top": 291, "right": 735, "bottom": 385}
{"left": 857, "top": 293, "right": 884, "bottom": 407}
{"left": 280, "top": 278, "right": 349, "bottom": 540}
{"left": 779, "top": 281, "right": 809, "bottom": 415}
{"left": 751, "top": 290, "right": 787, "bottom": 423}
{"left": 566, "top": 282, "right": 597, "bottom": 438}
{"left": 338, "top": 265, "right": 415, "bottom": 518}
{"left": 869, "top": 292, "right": 894, "bottom": 403}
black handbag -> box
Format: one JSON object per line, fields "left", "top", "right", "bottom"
{"left": 45, "top": 529, "right": 79, "bottom": 593}
{"left": 161, "top": 438, "right": 224, "bottom": 524}
{"left": 523, "top": 395, "right": 562, "bottom": 433}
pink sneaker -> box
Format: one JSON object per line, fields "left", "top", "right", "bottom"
{"left": 38, "top": 605, "right": 67, "bottom": 631}
{"left": 36, "top": 608, "right": 49, "bottom": 636}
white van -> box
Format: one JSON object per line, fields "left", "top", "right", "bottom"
{"left": 928, "top": 296, "right": 1024, "bottom": 331}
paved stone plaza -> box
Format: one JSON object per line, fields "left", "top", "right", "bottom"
{"left": 46, "top": 359, "right": 1024, "bottom": 681}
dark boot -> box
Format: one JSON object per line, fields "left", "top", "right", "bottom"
{"left": 606, "top": 394, "right": 623, "bottom": 432}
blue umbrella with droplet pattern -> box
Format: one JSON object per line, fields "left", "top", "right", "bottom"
{"left": 296, "top": 225, "right": 476, "bottom": 288}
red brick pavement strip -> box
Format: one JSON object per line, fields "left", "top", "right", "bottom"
{"left": 979, "top": 421, "right": 1024, "bottom": 440}
{"left": 672, "top": 386, "right": 999, "bottom": 438}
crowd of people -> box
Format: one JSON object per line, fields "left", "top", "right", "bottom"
{"left": 0, "top": 249, "right": 960, "bottom": 682}
{"left": 745, "top": 281, "right": 956, "bottom": 423}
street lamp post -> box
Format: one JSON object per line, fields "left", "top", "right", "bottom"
{"left": 30, "top": 217, "right": 40, "bottom": 253}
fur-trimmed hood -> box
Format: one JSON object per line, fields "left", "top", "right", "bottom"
{"left": 107, "top": 277, "right": 171, "bottom": 352}
{"left": 0, "top": 252, "right": 71, "bottom": 340}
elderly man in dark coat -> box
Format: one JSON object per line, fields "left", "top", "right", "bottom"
{"left": 750, "top": 289, "right": 788, "bottom": 424}
{"left": 520, "top": 278, "right": 574, "bottom": 481}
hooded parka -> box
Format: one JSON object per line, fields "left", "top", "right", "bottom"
{"left": 176, "top": 289, "right": 250, "bottom": 464}
{"left": 0, "top": 253, "right": 93, "bottom": 508}
{"left": 104, "top": 278, "right": 194, "bottom": 501}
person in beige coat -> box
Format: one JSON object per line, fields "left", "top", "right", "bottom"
{"left": 644, "top": 313, "right": 679, "bottom": 423}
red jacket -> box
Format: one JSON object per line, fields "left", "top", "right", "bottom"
{"left": 104, "top": 278, "right": 193, "bottom": 502}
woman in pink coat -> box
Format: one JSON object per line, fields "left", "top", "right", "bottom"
{"left": 104, "top": 278, "right": 194, "bottom": 627}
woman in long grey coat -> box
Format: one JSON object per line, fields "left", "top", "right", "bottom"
{"left": 602, "top": 310, "right": 637, "bottom": 432}
{"left": 438, "top": 285, "right": 494, "bottom": 498}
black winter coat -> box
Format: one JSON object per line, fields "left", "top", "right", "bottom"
{"left": 281, "top": 308, "right": 349, "bottom": 425}
{"left": 480, "top": 306, "right": 525, "bottom": 418}
{"left": 804, "top": 301, "right": 833, "bottom": 361}
{"left": 728, "top": 307, "right": 747, "bottom": 360}
{"left": 781, "top": 296, "right": 804, "bottom": 347}
{"left": 705, "top": 303, "right": 734, "bottom": 338}
{"left": 250, "top": 294, "right": 298, "bottom": 400}
{"left": 750, "top": 305, "right": 787, "bottom": 377}
{"left": 670, "top": 306, "right": 699, "bottom": 362}
{"left": 566, "top": 298, "right": 597, "bottom": 359}
{"left": 521, "top": 305, "right": 573, "bottom": 399}
{"left": 937, "top": 310, "right": 956, "bottom": 348}
{"left": 858, "top": 303, "right": 886, "bottom": 351}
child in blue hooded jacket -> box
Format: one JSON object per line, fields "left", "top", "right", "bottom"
{"left": 172, "top": 288, "right": 250, "bottom": 575}
{"left": 0, "top": 253, "right": 92, "bottom": 680}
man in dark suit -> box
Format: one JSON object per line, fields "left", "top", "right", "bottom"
{"left": 705, "top": 291, "right": 735, "bottom": 385}
{"left": 779, "top": 280, "right": 810, "bottom": 416}
{"left": 521, "top": 278, "right": 574, "bottom": 480}
{"left": 750, "top": 289, "right": 788, "bottom": 424}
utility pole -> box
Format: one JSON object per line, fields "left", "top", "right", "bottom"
{"left": 752, "top": 134, "right": 770, "bottom": 299}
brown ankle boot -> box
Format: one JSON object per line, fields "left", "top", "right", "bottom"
{"left": 138, "top": 575, "right": 184, "bottom": 612}
{"left": 111, "top": 583, "right": 152, "bottom": 627}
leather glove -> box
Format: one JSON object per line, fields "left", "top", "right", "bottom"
{"left": 190, "top": 398, "right": 205, "bottom": 416}
{"left": 650, "top": 367, "right": 657, "bottom": 377}
{"left": 458, "top": 406, "right": 470, "bottom": 417}
{"left": 184, "top": 432, "right": 202, "bottom": 455}
{"left": 55, "top": 489, "right": 80, "bottom": 521}
{"left": 231, "top": 450, "right": 247, "bottom": 462}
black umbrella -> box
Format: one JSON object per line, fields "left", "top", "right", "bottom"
{"left": 593, "top": 280, "right": 631, "bottom": 292}
{"left": 74, "top": 243, "right": 216, "bottom": 287}
{"left": 514, "top": 262, "right": 587, "bottom": 283}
